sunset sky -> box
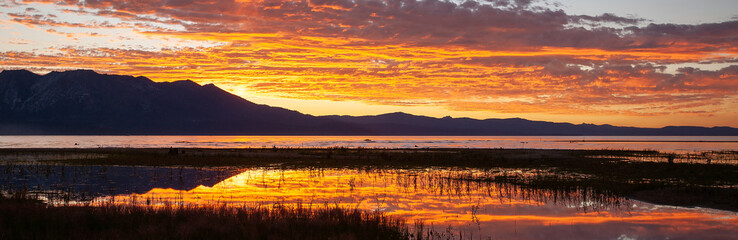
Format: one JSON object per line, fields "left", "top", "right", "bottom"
{"left": 1, "top": 0, "right": 737, "bottom": 127}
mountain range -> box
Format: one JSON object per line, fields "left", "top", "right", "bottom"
{"left": 1, "top": 69, "right": 736, "bottom": 135}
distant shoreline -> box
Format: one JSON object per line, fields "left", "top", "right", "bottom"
{"left": 558, "top": 140, "right": 738, "bottom": 143}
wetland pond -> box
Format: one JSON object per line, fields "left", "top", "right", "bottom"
{"left": 2, "top": 164, "right": 736, "bottom": 240}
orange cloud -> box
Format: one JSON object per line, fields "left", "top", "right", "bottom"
{"left": 1, "top": 0, "right": 737, "bottom": 125}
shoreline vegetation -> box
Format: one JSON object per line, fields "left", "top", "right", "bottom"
{"left": 0, "top": 195, "right": 410, "bottom": 240}
{"left": 1, "top": 147, "right": 737, "bottom": 239}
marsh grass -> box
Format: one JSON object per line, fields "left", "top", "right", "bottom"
{"left": 0, "top": 191, "right": 484, "bottom": 240}
{"left": 0, "top": 193, "right": 410, "bottom": 240}
{"left": 2, "top": 150, "right": 737, "bottom": 239}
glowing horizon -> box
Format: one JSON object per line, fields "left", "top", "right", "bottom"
{"left": 1, "top": 0, "right": 737, "bottom": 128}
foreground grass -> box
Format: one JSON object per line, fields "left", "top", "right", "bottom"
{"left": 0, "top": 195, "right": 409, "bottom": 240}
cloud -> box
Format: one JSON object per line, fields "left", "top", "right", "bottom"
{"left": 0, "top": 0, "right": 736, "bottom": 122}
{"left": 570, "top": 13, "right": 644, "bottom": 25}
{"left": 6, "top": 12, "right": 117, "bottom": 28}
{"left": 10, "top": 0, "right": 733, "bottom": 55}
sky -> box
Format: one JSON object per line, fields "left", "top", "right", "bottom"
{"left": 1, "top": 0, "right": 737, "bottom": 128}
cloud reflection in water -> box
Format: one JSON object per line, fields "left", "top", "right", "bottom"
{"left": 96, "top": 168, "right": 738, "bottom": 239}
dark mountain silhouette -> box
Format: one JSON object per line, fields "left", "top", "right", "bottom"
{"left": 0, "top": 165, "right": 241, "bottom": 201}
{"left": 0, "top": 69, "right": 363, "bottom": 134}
{"left": 321, "top": 112, "right": 738, "bottom": 135}
{"left": 1, "top": 69, "right": 736, "bottom": 136}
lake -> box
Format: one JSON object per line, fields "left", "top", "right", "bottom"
{"left": 1, "top": 135, "right": 737, "bottom": 152}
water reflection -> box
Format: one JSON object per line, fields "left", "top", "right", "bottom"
{"left": 92, "top": 168, "right": 737, "bottom": 239}
{"left": 0, "top": 164, "right": 239, "bottom": 201}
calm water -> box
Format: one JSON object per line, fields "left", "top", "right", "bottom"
{"left": 1, "top": 135, "right": 737, "bottom": 152}
{"left": 3, "top": 166, "right": 735, "bottom": 239}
